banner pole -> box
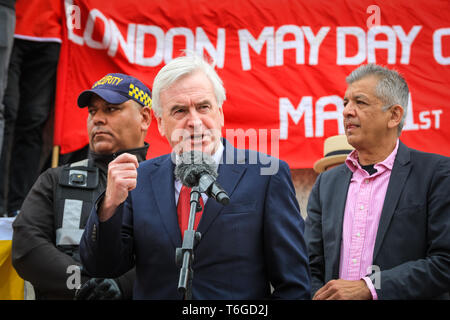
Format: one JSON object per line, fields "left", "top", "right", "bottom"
{"left": 51, "top": 145, "right": 60, "bottom": 168}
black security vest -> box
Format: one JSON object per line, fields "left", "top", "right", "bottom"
{"left": 54, "top": 159, "right": 101, "bottom": 262}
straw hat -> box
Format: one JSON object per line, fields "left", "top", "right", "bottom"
{"left": 313, "top": 135, "right": 354, "bottom": 173}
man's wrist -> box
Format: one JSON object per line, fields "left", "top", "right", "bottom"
{"left": 97, "top": 195, "right": 117, "bottom": 222}
{"left": 362, "top": 276, "right": 378, "bottom": 300}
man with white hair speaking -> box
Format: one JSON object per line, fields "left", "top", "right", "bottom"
{"left": 80, "top": 54, "right": 311, "bottom": 299}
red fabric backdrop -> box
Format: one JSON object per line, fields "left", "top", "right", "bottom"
{"left": 54, "top": 0, "right": 450, "bottom": 168}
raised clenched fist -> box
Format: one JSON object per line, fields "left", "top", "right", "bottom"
{"left": 99, "top": 153, "right": 139, "bottom": 221}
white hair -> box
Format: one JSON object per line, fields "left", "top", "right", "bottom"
{"left": 151, "top": 53, "right": 226, "bottom": 117}
{"left": 346, "top": 64, "right": 409, "bottom": 135}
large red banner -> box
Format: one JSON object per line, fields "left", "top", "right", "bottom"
{"left": 54, "top": 0, "right": 450, "bottom": 168}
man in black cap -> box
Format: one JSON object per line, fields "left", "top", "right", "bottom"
{"left": 11, "top": 73, "right": 152, "bottom": 299}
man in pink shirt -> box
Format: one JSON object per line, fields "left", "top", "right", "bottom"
{"left": 305, "top": 64, "right": 450, "bottom": 300}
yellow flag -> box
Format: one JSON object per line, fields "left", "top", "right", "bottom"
{"left": 0, "top": 218, "right": 24, "bottom": 300}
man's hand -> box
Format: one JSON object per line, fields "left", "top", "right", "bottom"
{"left": 99, "top": 153, "right": 139, "bottom": 222}
{"left": 74, "top": 278, "right": 123, "bottom": 300}
{"left": 313, "top": 279, "right": 372, "bottom": 300}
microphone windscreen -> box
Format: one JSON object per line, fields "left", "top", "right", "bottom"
{"left": 174, "top": 150, "right": 218, "bottom": 187}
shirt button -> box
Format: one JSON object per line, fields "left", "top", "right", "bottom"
{"left": 360, "top": 205, "right": 364, "bottom": 210}
{"left": 352, "top": 258, "right": 357, "bottom": 264}
{"left": 365, "top": 179, "right": 369, "bottom": 184}
{"left": 356, "top": 232, "right": 361, "bottom": 237}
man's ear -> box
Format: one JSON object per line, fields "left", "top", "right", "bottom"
{"left": 155, "top": 112, "right": 165, "bottom": 137}
{"left": 141, "top": 106, "right": 152, "bottom": 131}
{"left": 219, "top": 106, "right": 225, "bottom": 127}
{"left": 388, "top": 104, "right": 404, "bottom": 129}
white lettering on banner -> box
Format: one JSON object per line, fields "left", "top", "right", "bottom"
{"left": 196, "top": 27, "right": 226, "bottom": 68}
{"left": 84, "top": 9, "right": 111, "bottom": 49}
{"left": 403, "top": 94, "right": 443, "bottom": 131}
{"left": 239, "top": 26, "right": 330, "bottom": 70}
{"left": 134, "top": 26, "right": 226, "bottom": 67}
{"left": 336, "top": 27, "right": 366, "bottom": 65}
{"left": 65, "top": 6, "right": 226, "bottom": 67}
{"left": 65, "top": 6, "right": 431, "bottom": 70}
{"left": 279, "top": 96, "right": 313, "bottom": 139}
{"left": 416, "top": 109, "right": 443, "bottom": 130}
{"left": 315, "top": 95, "right": 345, "bottom": 137}
{"left": 433, "top": 28, "right": 450, "bottom": 65}
{"left": 239, "top": 27, "right": 275, "bottom": 71}
{"left": 403, "top": 94, "right": 419, "bottom": 131}
{"left": 303, "top": 26, "right": 330, "bottom": 65}
{"left": 108, "top": 20, "right": 135, "bottom": 63}
{"left": 393, "top": 26, "right": 422, "bottom": 64}
{"left": 431, "top": 110, "right": 443, "bottom": 129}
{"left": 275, "top": 25, "right": 305, "bottom": 66}
{"left": 281, "top": 93, "right": 444, "bottom": 138}
{"left": 280, "top": 96, "right": 345, "bottom": 139}
{"left": 367, "top": 26, "right": 397, "bottom": 64}
{"left": 135, "top": 25, "right": 164, "bottom": 66}
{"left": 164, "top": 27, "right": 195, "bottom": 62}
{"left": 337, "top": 26, "right": 422, "bottom": 65}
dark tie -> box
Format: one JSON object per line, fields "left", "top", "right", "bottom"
{"left": 177, "top": 185, "right": 204, "bottom": 239}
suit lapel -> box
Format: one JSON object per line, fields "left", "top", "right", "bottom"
{"left": 327, "top": 166, "right": 353, "bottom": 278}
{"left": 197, "top": 141, "right": 246, "bottom": 237}
{"left": 373, "top": 141, "right": 411, "bottom": 260}
{"left": 149, "top": 155, "right": 182, "bottom": 248}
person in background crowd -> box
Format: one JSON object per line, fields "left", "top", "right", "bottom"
{"left": 0, "top": 0, "right": 15, "bottom": 155}
{"left": 12, "top": 73, "right": 152, "bottom": 299}
{"left": 0, "top": 0, "right": 61, "bottom": 217}
{"left": 313, "top": 134, "right": 354, "bottom": 173}
{"left": 80, "top": 53, "right": 311, "bottom": 299}
{"left": 305, "top": 63, "right": 450, "bottom": 299}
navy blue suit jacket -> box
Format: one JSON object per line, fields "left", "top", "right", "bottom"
{"left": 80, "top": 141, "right": 311, "bottom": 299}
{"left": 305, "top": 141, "right": 450, "bottom": 299}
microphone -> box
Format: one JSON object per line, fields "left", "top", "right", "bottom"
{"left": 174, "top": 150, "right": 230, "bottom": 205}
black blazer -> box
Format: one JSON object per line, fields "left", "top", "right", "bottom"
{"left": 305, "top": 141, "right": 450, "bottom": 299}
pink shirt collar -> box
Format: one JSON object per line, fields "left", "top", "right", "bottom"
{"left": 345, "top": 139, "right": 399, "bottom": 174}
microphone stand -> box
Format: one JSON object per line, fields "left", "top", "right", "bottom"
{"left": 175, "top": 186, "right": 202, "bottom": 300}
